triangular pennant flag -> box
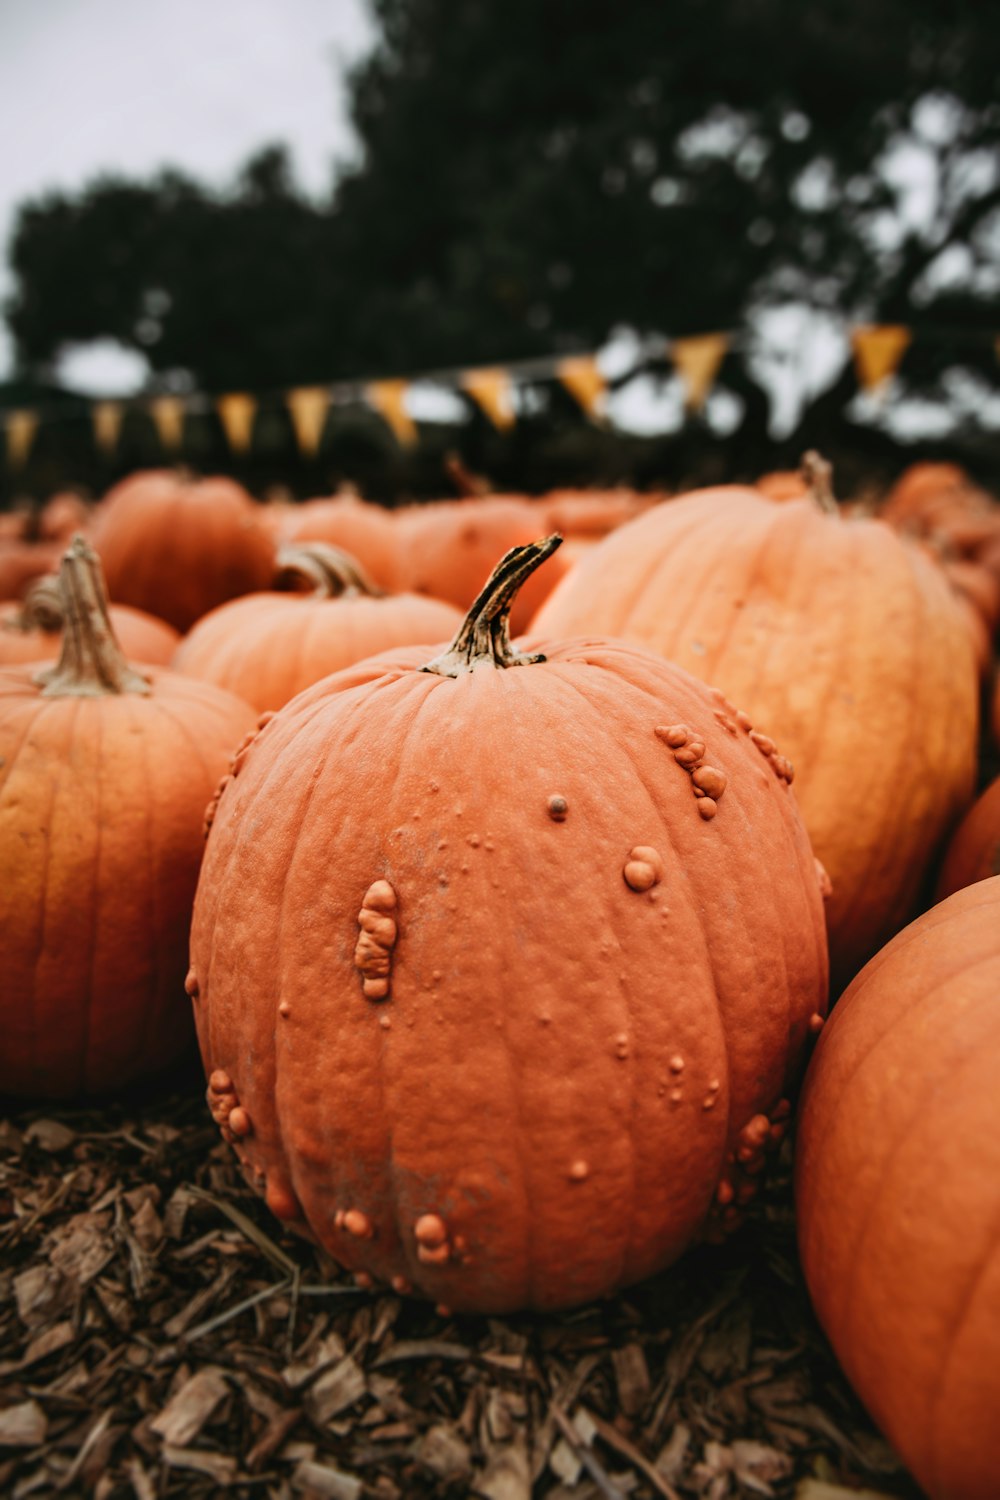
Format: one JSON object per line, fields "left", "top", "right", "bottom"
{"left": 461, "top": 367, "right": 516, "bottom": 430}
{"left": 557, "top": 355, "right": 607, "bottom": 420}
{"left": 149, "top": 395, "right": 186, "bottom": 451}
{"left": 287, "top": 386, "right": 330, "bottom": 456}
{"left": 366, "top": 379, "right": 418, "bottom": 447}
{"left": 670, "top": 333, "right": 730, "bottom": 412}
{"left": 5, "top": 409, "right": 38, "bottom": 468}
{"left": 850, "top": 325, "right": 911, "bottom": 392}
{"left": 92, "top": 401, "right": 124, "bottom": 455}
{"left": 217, "top": 392, "right": 257, "bottom": 453}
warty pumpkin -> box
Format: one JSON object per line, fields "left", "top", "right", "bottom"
{"left": 189, "top": 538, "right": 829, "bottom": 1314}
{"left": 0, "top": 537, "right": 256, "bottom": 1099}
{"left": 533, "top": 474, "right": 979, "bottom": 988}
{"left": 92, "top": 469, "right": 275, "bottom": 632}
{"left": 172, "top": 544, "right": 463, "bottom": 713}
{"left": 796, "top": 876, "right": 1000, "bottom": 1500}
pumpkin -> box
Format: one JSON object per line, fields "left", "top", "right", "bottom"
{"left": 394, "top": 497, "right": 572, "bottom": 630}
{"left": 533, "top": 476, "right": 979, "bottom": 988}
{"left": 92, "top": 470, "right": 275, "bottom": 632}
{"left": 172, "top": 544, "right": 463, "bottom": 712}
{"left": 796, "top": 877, "right": 1000, "bottom": 1500}
{"left": 281, "top": 495, "right": 401, "bottom": 591}
{"left": 0, "top": 538, "right": 64, "bottom": 601}
{"left": 1, "top": 571, "right": 180, "bottom": 668}
{"left": 0, "top": 537, "right": 257, "bottom": 1099}
{"left": 935, "top": 777, "right": 1000, "bottom": 900}
{"left": 189, "top": 538, "right": 829, "bottom": 1314}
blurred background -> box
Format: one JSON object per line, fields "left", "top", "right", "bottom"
{"left": 1, "top": 0, "right": 999, "bottom": 505}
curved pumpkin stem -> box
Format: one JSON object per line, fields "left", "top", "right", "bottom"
{"left": 422, "top": 535, "right": 563, "bottom": 677}
{"left": 34, "top": 536, "right": 151, "bottom": 698}
{"left": 2, "top": 575, "right": 63, "bottom": 635}
{"left": 800, "top": 451, "right": 838, "bottom": 516}
{"left": 274, "top": 542, "right": 385, "bottom": 599}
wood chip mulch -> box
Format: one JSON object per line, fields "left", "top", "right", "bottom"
{"left": 0, "top": 1070, "right": 923, "bottom": 1500}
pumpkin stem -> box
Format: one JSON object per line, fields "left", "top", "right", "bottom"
{"left": 800, "top": 451, "right": 838, "bottom": 515}
{"left": 274, "top": 542, "right": 385, "bottom": 599}
{"left": 421, "top": 535, "right": 563, "bottom": 677}
{"left": 2, "top": 575, "right": 63, "bottom": 635}
{"left": 34, "top": 536, "right": 151, "bottom": 698}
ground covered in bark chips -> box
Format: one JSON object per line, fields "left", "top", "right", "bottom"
{"left": 0, "top": 1070, "right": 922, "bottom": 1500}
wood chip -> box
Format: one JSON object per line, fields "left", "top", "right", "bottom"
{"left": 161, "top": 1444, "right": 238, "bottom": 1484}
{"left": 0, "top": 1401, "right": 47, "bottom": 1448}
{"left": 612, "top": 1343, "right": 651, "bottom": 1417}
{"left": 291, "top": 1458, "right": 363, "bottom": 1498}
{"left": 414, "top": 1423, "right": 473, "bottom": 1479}
{"left": 303, "top": 1355, "right": 366, "bottom": 1424}
{"left": 150, "top": 1367, "right": 229, "bottom": 1445}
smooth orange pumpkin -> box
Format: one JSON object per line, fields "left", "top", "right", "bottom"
{"left": 189, "top": 539, "right": 828, "bottom": 1313}
{"left": 534, "top": 481, "right": 979, "bottom": 988}
{"left": 92, "top": 470, "right": 275, "bottom": 631}
{"left": 280, "top": 495, "right": 401, "bottom": 591}
{"left": 796, "top": 877, "right": 1000, "bottom": 1500}
{"left": 0, "top": 538, "right": 256, "bottom": 1099}
{"left": 394, "top": 497, "right": 572, "bottom": 631}
{"left": 1, "top": 573, "right": 180, "bottom": 667}
{"left": 935, "top": 777, "right": 1000, "bottom": 900}
{"left": 172, "top": 545, "right": 463, "bottom": 712}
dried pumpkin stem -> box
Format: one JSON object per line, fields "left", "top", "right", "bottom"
{"left": 2, "top": 575, "right": 63, "bottom": 635}
{"left": 34, "top": 536, "right": 151, "bottom": 698}
{"left": 422, "top": 535, "right": 563, "bottom": 677}
{"left": 274, "top": 542, "right": 385, "bottom": 599}
{"left": 800, "top": 450, "right": 838, "bottom": 515}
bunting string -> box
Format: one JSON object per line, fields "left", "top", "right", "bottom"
{"left": 2, "top": 320, "right": 996, "bottom": 467}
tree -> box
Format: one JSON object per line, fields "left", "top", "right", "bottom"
{"left": 4, "top": 0, "right": 999, "bottom": 422}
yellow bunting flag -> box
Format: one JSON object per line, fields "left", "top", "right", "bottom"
{"left": 851, "top": 325, "right": 911, "bottom": 392}
{"left": 366, "top": 379, "right": 418, "bottom": 447}
{"left": 670, "top": 333, "right": 730, "bottom": 412}
{"left": 92, "top": 401, "right": 124, "bottom": 456}
{"left": 287, "top": 386, "right": 330, "bottom": 456}
{"left": 557, "top": 355, "right": 607, "bottom": 420}
{"left": 5, "top": 409, "right": 38, "bottom": 468}
{"left": 461, "top": 367, "right": 516, "bottom": 430}
{"left": 217, "top": 392, "right": 258, "bottom": 453}
{"left": 149, "top": 395, "right": 186, "bottom": 451}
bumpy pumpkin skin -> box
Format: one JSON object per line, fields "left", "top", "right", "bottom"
{"left": 172, "top": 584, "right": 463, "bottom": 713}
{"left": 93, "top": 471, "right": 275, "bottom": 632}
{"left": 190, "top": 557, "right": 828, "bottom": 1314}
{"left": 534, "top": 487, "right": 979, "bottom": 988}
{"left": 796, "top": 878, "right": 1000, "bottom": 1500}
{"left": 0, "top": 543, "right": 257, "bottom": 1099}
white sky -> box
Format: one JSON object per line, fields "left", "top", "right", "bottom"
{"left": 0, "top": 0, "right": 376, "bottom": 380}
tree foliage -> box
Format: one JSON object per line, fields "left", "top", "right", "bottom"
{"left": 5, "top": 0, "right": 999, "bottom": 403}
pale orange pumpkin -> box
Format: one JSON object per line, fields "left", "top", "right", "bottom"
{"left": 796, "top": 877, "right": 1000, "bottom": 1500}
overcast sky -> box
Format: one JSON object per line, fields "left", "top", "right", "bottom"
{"left": 0, "top": 0, "right": 375, "bottom": 383}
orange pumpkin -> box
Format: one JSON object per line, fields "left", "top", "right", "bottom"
{"left": 935, "top": 777, "right": 1000, "bottom": 900}
{"left": 189, "top": 539, "right": 828, "bottom": 1313}
{"left": 796, "top": 877, "right": 1000, "bottom": 1500}
{"left": 280, "top": 495, "right": 401, "bottom": 591}
{"left": 0, "top": 538, "right": 256, "bottom": 1099}
{"left": 394, "top": 497, "right": 572, "bottom": 630}
{"left": 172, "top": 544, "right": 463, "bottom": 712}
{"left": 92, "top": 470, "right": 275, "bottom": 631}
{"left": 1, "top": 573, "right": 180, "bottom": 667}
{"left": 534, "top": 482, "right": 979, "bottom": 988}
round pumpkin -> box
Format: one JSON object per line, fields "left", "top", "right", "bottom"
{"left": 935, "top": 777, "right": 1000, "bottom": 900}
{"left": 394, "top": 497, "right": 572, "bottom": 631}
{"left": 92, "top": 470, "right": 275, "bottom": 632}
{"left": 1, "top": 573, "right": 180, "bottom": 667}
{"left": 281, "top": 495, "right": 401, "bottom": 591}
{"left": 189, "top": 538, "right": 829, "bottom": 1314}
{"left": 0, "top": 537, "right": 257, "bottom": 1099}
{"left": 796, "top": 877, "right": 1000, "bottom": 1500}
{"left": 172, "top": 545, "right": 463, "bottom": 712}
{"left": 533, "top": 482, "right": 979, "bottom": 989}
